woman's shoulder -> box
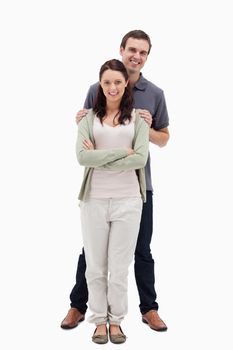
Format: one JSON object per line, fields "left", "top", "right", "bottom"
{"left": 86, "top": 108, "right": 95, "bottom": 117}
{"left": 132, "top": 108, "right": 143, "bottom": 125}
{"left": 133, "top": 109, "right": 149, "bottom": 132}
{"left": 131, "top": 108, "right": 139, "bottom": 122}
{"left": 78, "top": 109, "right": 95, "bottom": 129}
{"left": 85, "top": 108, "right": 96, "bottom": 123}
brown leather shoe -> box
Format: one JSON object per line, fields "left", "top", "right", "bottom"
{"left": 60, "top": 308, "right": 85, "bottom": 329}
{"left": 142, "top": 310, "right": 167, "bottom": 332}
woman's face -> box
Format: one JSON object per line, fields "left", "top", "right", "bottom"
{"left": 100, "top": 69, "right": 128, "bottom": 103}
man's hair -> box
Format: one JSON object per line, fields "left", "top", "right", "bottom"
{"left": 120, "top": 30, "right": 152, "bottom": 54}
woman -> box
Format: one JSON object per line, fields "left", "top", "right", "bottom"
{"left": 76, "top": 59, "right": 149, "bottom": 344}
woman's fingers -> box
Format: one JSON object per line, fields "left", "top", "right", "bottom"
{"left": 83, "top": 139, "right": 94, "bottom": 150}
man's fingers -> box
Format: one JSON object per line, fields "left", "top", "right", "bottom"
{"left": 139, "top": 110, "right": 152, "bottom": 126}
{"left": 75, "top": 109, "right": 88, "bottom": 124}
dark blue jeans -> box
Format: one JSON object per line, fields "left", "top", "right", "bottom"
{"left": 70, "top": 191, "right": 158, "bottom": 315}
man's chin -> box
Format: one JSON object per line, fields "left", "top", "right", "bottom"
{"left": 127, "top": 67, "right": 139, "bottom": 74}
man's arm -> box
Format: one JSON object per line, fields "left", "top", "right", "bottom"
{"left": 149, "top": 89, "right": 170, "bottom": 147}
{"left": 138, "top": 109, "right": 169, "bottom": 147}
{"left": 149, "top": 127, "right": 169, "bottom": 147}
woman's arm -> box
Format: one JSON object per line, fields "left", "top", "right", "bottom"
{"left": 96, "top": 118, "right": 149, "bottom": 171}
{"left": 76, "top": 116, "right": 128, "bottom": 167}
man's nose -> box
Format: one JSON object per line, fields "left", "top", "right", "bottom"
{"left": 133, "top": 51, "right": 141, "bottom": 59}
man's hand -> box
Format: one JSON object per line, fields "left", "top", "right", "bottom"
{"left": 76, "top": 109, "right": 88, "bottom": 124}
{"left": 138, "top": 109, "right": 152, "bottom": 127}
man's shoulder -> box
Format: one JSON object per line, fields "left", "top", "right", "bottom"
{"left": 84, "top": 83, "right": 99, "bottom": 108}
{"left": 142, "top": 76, "right": 164, "bottom": 95}
{"left": 88, "top": 82, "right": 99, "bottom": 93}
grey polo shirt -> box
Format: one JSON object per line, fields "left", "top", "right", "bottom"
{"left": 83, "top": 73, "right": 169, "bottom": 192}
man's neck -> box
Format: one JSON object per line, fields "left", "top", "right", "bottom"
{"left": 128, "top": 71, "right": 141, "bottom": 87}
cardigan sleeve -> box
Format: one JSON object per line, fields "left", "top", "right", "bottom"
{"left": 96, "top": 117, "right": 149, "bottom": 171}
{"left": 76, "top": 116, "right": 128, "bottom": 167}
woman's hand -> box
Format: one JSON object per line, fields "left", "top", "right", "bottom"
{"left": 127, "top": 148, "right": 135, "bottom": 155}
{"left": 83, "top": 139, "right": 94, "bottom": 150}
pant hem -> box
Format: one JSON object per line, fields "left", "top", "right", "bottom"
{"left": 141, "top": 307, "right": 159, "bottom": 315}
{"left": 70, "top": 304, "right": 87, "bottom": 315}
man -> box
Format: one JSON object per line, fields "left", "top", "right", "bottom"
{"left": 61, "top": 30, "right": 169, "bottom": 332}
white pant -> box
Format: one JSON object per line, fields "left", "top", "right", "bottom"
{"left": 80, "top": 197, "right": 142, "bottom": 325}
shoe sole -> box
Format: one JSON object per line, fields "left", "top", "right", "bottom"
{"left": 92, "top": 339, "right": 108, "bottom": 344}
{"left": 142, "top": 318, "right": 168, "bottom": 332}
{"left": 60, "top": 317, "right": 85, "bottom": 330}
{"left": 110, "top": 339, "right": 126, "bottom": 344}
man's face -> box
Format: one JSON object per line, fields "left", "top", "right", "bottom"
{"left": 120, "top": 38, "right": 149, "bottom": 74}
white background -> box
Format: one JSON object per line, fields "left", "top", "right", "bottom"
{"left": 0, "top": 0, "right": 232, "bottom": 349}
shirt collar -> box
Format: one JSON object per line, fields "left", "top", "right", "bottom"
{"left": 133, "top": 73, "right": 148, "bottom": 91}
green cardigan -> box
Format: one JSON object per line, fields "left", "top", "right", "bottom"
{"left": 76, "top": 108, "right": 149, "bottom": 202}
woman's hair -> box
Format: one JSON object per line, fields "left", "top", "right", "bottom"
{"left": 93, "top": 59, "right": 133, "bottom": 125}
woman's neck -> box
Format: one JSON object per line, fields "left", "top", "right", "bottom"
{"left": 104, "top": 103, "right": 121, "bottom": 125}
{"left": 105, "top": 103, "right": 120, "bottom": 116}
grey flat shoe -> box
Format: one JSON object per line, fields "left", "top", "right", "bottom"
{"left": 109, "top": 326, "right": 126, "bottom": 344}
{"left": 92, "top": 327, "right": 108, "bottom": 344}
